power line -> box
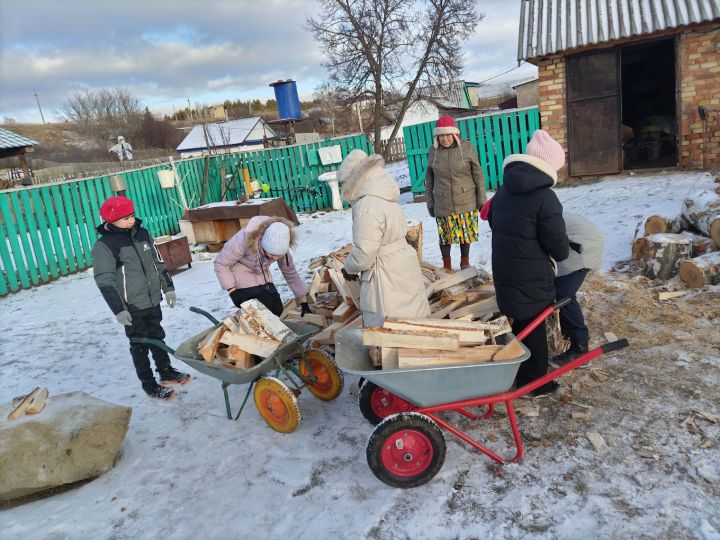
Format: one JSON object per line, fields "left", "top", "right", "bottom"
{"left": 476, "top": 61, "right": 530, "bottom": 86}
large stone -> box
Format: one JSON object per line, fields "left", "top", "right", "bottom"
{"left": 0, "top": 391, "right": 131, "bottom": 502}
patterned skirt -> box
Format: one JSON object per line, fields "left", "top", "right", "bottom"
{"left": 436, "top": 210, "right": 479, "bottom": 245}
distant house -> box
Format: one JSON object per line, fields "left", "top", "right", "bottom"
{"left": 0, "top": 127, "right": 38, "bottom": 186}
{"left": 378, "top": 80, "right": 481, "bottom": 140}
{"left": 176, "top": 117, "right": 277, "bottom": 157}
{"left": 518, "top": 0, "right": 720, "bottom": 176}
{"left": 513, "top": 78, "right": 539, "bottom": 109}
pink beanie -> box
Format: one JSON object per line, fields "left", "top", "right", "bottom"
{"left": 525, "top": 130, "right": 565, "bottom": 171}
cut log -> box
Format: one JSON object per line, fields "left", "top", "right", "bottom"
{"left": 681, "top": 190, "right": 720, "bottom": 248}
{"left": 425, "top": 266, "right": 478, "bottom": 296}
{"left": 640, "top": 233, "right": 692, "bottom": 280}
{"left": 397, "top": 345, "right": 504, "bottom": 368}
{"left": 430, "top": 300, "right": 466, "bottom": 319}
{"left": 381, "top": 347, "right": 399, "bottom": 370}
{"left": 226, "top": 345, "right": 254, "bottom": 369}
{"left": 332, "top": 302, "right": 357, "bottom": 322}
{"left": 198, "top": 326, "right": 226, "bottom": 362}
{"left": 363, "top": 328, "right": 460, "bottom": 350}
{"left": 222, "top": 317, "right": 240, "bottom": 333}
{"left": 448, "top": 296, "right": 499, "bottom": 320}
{"left": 7, "top": 387, "right": 40, "bottom": 421}
{"left": 26, "top": 388, "right": 49, "bottom": 415}
{"left": 382, "top": 319, "right": 487, "bottom": 345}
{"left": 643, "top": 214, "right": 688, "bottom": 234}
{"left": 632, "top": 237, "right": 649, "bottom": 260}
{"left": 219, "top": 332, "right": 280, "bottom": 358}
{"left": 405, "top": 221, "right": 423, "bottom": 261}
{"left": 678, "top": 251, "right": 720, "bottom": 288}
{"left": 240, "top": 299, "right": 297, "bottom": 343}
{"left": 492, "top": 338, "right": 526, "bottom": 362}
{"left": 369, "top": 346, "right": 382, "bottom": 367}
{"left": 680, "top": 231, "right": 717, "bottom": 257}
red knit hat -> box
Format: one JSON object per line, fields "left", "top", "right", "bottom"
{"left": 100, "top": 196, "right": 135, "bottom": 223}
{"left": 433, "top": 116, "right": 460, "bottom": 137}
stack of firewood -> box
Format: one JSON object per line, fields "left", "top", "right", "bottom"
{"left": 632, "top": 185, "right": 720, "bottom": 287}
{"left": 197, "top": 299, "right": 298, "bottom": 370}
{"left": 362, "top": 317, "right": 519, "bottom": 369}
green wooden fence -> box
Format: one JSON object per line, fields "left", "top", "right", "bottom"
{"left": 0, "top": 134, "right": 371, "bottom": 296}
{"left": 403, "top": 107, "right": 541, "bottom": 194}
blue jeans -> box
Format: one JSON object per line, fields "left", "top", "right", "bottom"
{"left": 554, "top": 269, "right": 589, "bottom": 346}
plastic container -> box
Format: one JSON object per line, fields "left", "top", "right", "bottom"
{"left": 157, "top": 170, "right": 176, "bottom": 189}
{"left": 269, "top": 80, "right": 302, "bottom": 120}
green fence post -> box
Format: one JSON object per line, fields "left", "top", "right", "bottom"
{"left": 42, "top": 187, "right": 69, "bottom": 276}
{"left": 68, "top": 182, "right": 93, "bottom": 267}
{"left": 18, "top": 190, "right": 50, "bottom": 282}
{"left": 29, "top": 188, "right": 59, "bottom": 279}
{"left": 58, "top": 184, "right": 83, "bottom": 270}
{"left": 0, "top": 208, "right": 20, "bottom": 293}
{"left": 0, "top": 193, "right": 31, "bottom": 289}
{"left": 9, "top": 192, "right": 41, "bottom": 285}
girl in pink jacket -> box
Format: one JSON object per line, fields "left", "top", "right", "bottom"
{"left": 214, "top": 216, "right": 309, "bottom": 316}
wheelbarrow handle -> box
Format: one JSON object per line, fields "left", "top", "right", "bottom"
{"left": 601, "top": 338, "right": 629, "bottom": 353}
{"left": 129, "top": 337, "right": 176, "bottom": 355}
{"left": 189, "top": 306, "right": 221, "bottom": 325}
{"left": 553, "top": 297, "right": 572, "bottom": 310}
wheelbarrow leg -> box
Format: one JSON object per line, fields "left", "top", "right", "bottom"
{"left": 234, "top": 381, "right": 255, "bottom": 421}
{"left": 504, "top": 400, "right": 524, "bottom": 463}
{"left": 222, "top": 382, "right": 233, "bottom": 420}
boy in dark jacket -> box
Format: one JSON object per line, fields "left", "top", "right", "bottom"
{"left": 487, "top": 130, "right": 569, "bottom": 397}
{"left": 91, "top": 196, "right": 190, "bottom": 400}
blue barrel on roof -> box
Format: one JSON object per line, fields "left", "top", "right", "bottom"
{"left": 270, "top": 79, "right": 302, "bottom": 121}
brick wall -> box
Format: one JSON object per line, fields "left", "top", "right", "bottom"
{"left": 678, "top": 25, "right": 720, "bottom": 169}
{"left": 535, "top": 23, "right": 720, "bottom": 177}
{"left": 537, "top": 57, "right": 568, "bottom": 177}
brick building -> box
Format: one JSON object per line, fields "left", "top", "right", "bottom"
{"left": 518, "top": 0, "right": 720, "bottom": 178}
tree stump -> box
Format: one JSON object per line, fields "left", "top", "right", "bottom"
{"left": 680, "top": 231, "right": 717, "bottom": 257}
{"left": 678, "top": 251, "right": 720, "bottom": 288}
{"left": 681, "top": 191, "right": 720, "bottom": 248}
{"left": 641, "top": 234, "right": 692, "bottom": 280}
{"left": 643, "top": 214, "right": 688, "bottom": 235}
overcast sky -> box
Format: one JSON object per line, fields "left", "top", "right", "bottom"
{"left": 0, "top": 0, "right": 537, "bottom": 123}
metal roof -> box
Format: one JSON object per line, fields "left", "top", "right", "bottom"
{"left": 176, "top": 117, "right": 274, "bottom": 152}
{"left": 518, "top": 0, "right": 720, "bottom": 61}
{"left": 0, "top": 127, "right": 38, "bottom": 150}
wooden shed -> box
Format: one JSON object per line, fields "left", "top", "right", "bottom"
{"left": 0, "top": 128, "right": 38, "bottom": 186}
{"left": 518, "top": 0, "right": 720, "bottom": 177}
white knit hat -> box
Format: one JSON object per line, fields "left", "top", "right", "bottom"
{"left": 261, "top": 222, "right": 290, "bottom": 256}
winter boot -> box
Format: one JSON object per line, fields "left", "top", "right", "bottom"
{"left": 521, "top": 380, "right": 560, "bottom": 399}
{"left": 159, "top": 367, "right": 192, "bottom": 386}
{"left": 549, "top": 342, "right": 590, "bottom": 369}
{"left": 460, "top": 256, "right": 471, "bottom": 269}
{"left": 442, "top": 257, "right": 452, "bottom": 271}
{"left": 143, "top": 381, "right": 176, "bottom": 400}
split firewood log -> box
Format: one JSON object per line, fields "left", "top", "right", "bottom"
{"left": 643, "top": 214, "right": 689, "bottom": 235}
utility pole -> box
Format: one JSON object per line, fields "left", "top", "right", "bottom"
{"left": 187, "top": 97, "right": 193, "bottom": 120}
{"left": 33, "top": 90, "right": 46, "bottom": 124}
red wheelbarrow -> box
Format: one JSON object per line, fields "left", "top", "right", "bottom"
{"left": 334, "top": 300, "right": 629, "bottom": 488}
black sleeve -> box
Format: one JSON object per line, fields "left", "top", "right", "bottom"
{"left": 537, "top": 192, "right": 569, "bottom": 262}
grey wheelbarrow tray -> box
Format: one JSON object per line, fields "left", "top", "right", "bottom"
{"left": 131, "top": 306, "right": 322, "bottom": 420}
{"left": 334, "top": 328, "right": 530, "bottom": 407}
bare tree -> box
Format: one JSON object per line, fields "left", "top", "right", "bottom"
{"left": 61, "top": 88, "right": 144, "bottom": 143}
{"left": 307, "top": 0, "right": 481, "bottom": 157}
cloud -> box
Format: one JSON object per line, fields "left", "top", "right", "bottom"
{"left": 0, "top": 0, "right": 535, "bottom": 123}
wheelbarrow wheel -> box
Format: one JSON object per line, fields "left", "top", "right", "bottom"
{"left": 358, "top": 381, "right": 416, "bottom": 425}
{"left": 299, "top": 348, "right": 344, "bottom": 401}
{"left": 253, "top": 377, "right": 301, "bottom": 433}
{"left": 366, "top": 412, "right": 446, "bottom": 488}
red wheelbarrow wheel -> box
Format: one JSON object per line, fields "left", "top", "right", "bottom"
{"left": 366, "top": 412, "right": 446, "bottom": 488}
{"left": 299, "top": 348, "right": 344, "bottom": 401}
{"left": 358, "top": 381, "right": 416, "bottom": 425}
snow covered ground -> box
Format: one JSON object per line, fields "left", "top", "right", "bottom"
{"left": 1, "top": 165, "right": 719, "bottom": 539}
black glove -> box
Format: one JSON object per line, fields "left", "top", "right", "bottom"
{"left": 300, "top": 302, "right": 311, "bottom": 317}
{"left": 569, "top": 241, "right": 583, "bottom": 254}
{"left": 341, "top": 268, "right": 359, "bottom": 281}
